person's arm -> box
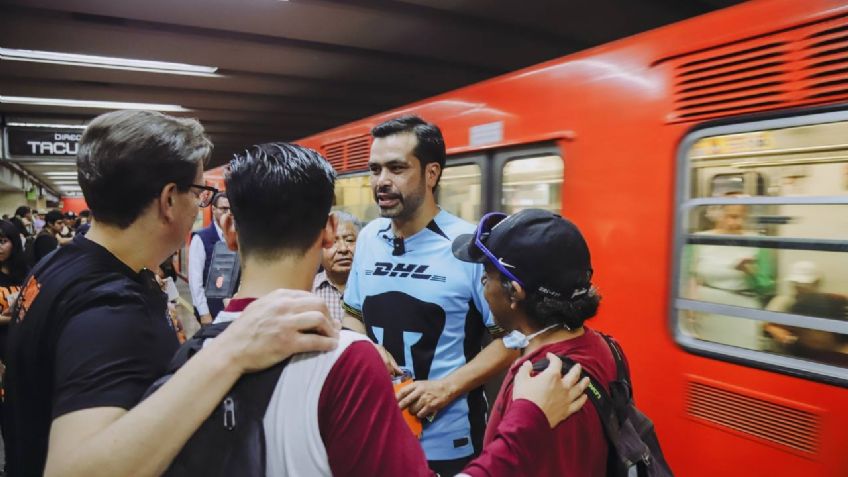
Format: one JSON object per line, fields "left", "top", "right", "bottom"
{"left": 318, "top": 341, "right": 433, "bottom": 477}
{"left": 321, "top": 347, "right": 588, "bottom": 477}
{"left": 397, "top": 338, "right": 517, "bottom": 418}
{"left": 187, "top": 235, "right": 212, "bottom": 324}
{"left": 459, "top": 355, "right": 590, "bottom": 477}
{"left": 44, "top": 289, "right": 339, "bottom": 477}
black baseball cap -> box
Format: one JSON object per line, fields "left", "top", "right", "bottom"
{"left": 452, "top": 209, "right": 592, "bottom": 299}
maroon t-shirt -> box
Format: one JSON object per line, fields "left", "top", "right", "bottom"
{"left": 479, "top": 327, "right": 617, "bottom": 477}
{"left": 226, "top": 298, "right": 558, "bottom": 476}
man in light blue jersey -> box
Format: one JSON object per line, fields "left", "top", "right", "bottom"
{"left": 342, "top": 115, "right": 517, "bottom": 476}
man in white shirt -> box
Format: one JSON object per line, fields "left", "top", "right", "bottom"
{"left": 189, "top": 192, "right": 230, "bottom": 324}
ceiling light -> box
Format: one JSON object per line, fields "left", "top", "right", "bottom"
{"left": 0, "top": 47, "right": 220, "bottom": 77}
{"left": 43, "top": 172, "right": 78, "bottom": 176}
{"left": 27, "top": 161, "right": 76, "bottom": 166}
{"left": 0, "top": 96, "right": 189, "bottom": 112}
{"left": 6, "top": 122, "right": 87, "bottom": 129}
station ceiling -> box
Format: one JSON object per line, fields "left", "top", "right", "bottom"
{"left": 0, "top": 0, "right": 743, "bottom": 195}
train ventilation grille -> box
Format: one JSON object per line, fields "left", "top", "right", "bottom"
{"left": 686, "top": 381, "right": 820, "bottom": 454}
{"left": 666, "top": 13, "right": 848, "bottom": 122}
{"left": 800, "top": 22, "right": 848, "bottom": 101}
{"left": 672, "top": 41, "right": 791, "bottom": 121}
{"left": 320, "top": 135, "right": 371, "bottom": 173}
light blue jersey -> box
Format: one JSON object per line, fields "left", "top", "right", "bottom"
{"left": 343, "top": 209, "right": 494, "bottom": 461}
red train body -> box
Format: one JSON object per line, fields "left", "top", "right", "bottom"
{"left": 210, "top": 1, "right": 848, "bottom": 474}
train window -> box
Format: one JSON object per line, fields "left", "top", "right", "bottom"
{"left": 674, "top": 113, "right": 848, "bottom": 383}
{"left": 333, "top": 174, "right": 378, "bottom": 223}
{"left": 501, "top": 155, "right": 563, "bottom": 214}
{"left": 438, "top": 163, "right": 482, "bottom": 222}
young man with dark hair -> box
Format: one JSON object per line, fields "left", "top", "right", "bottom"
{"left": 3, "top": 110, "right": 338, "bottom": 477}
{"left": 189, "top": 191, "right": 230, "bottom": 324}
{"left": 32, "top": 209, "right": 64, "bottom": 263}
{"left": 214, "top": 141, "right": 589, "bottom": 476}
{"left": 342, "top": 115, "right": 517, "bottom": 475}
{"left": 452, "top": 209, "right": 617, "bottom": 476}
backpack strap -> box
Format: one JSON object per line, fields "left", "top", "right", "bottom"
{"left": 597, "top": 333, "right": 634, "bottom": 418}
{"left": 531, "top": 355, "right": 623, "bottom": 442}
{"left": 168, "top": 322, "right": 231, "bottom": 372}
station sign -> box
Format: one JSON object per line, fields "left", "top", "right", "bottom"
{"left": 4, "top": 128, "right": 82, "bottom": 158}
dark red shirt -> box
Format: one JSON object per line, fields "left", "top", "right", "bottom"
{"left": 479, "top": 327, "right": 617, "bottom": 477}
{"left": 226, "top": 297, "right": 564, "bottom": 476}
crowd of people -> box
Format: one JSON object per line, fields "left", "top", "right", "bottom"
{"left": 0, "top": 109, "right": 648, "bottom": 477}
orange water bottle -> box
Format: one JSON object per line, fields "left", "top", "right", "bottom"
{"left": 392, "top": 368, "right": 423, "bottom": 438}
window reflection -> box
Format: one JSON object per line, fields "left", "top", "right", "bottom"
{"left": 439, "top": 164, "right": 482, "bottom": 222}
{"left": 334, "top": 174, "right": 378, "bottom": 223}
{"left": 680, "top": 119, "right": 848, "bottom": 371}
{"left": 501, "top": 155, "right": 563, "bottom": 214}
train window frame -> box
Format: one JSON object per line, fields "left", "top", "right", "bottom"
{"left": 672, "top": 109, "right": 848, "bottom": 387}
{"left": 492, "top": 143, "right": 564, "bottom": 214}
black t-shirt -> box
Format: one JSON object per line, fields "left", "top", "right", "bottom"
{"left": 33, "top": 232, "right": 59, "bottom": 264}
{"left": 3, "top": 235, "right": 179, "bottom": 477}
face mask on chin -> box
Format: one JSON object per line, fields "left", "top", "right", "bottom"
{"left": 501, "top": 323, "right": 564, "bottom": 350}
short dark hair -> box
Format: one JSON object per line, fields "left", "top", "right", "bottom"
{"left": 77, "top": 110, "right": 212, "bottom": 229}
{"left": 79, "top": 210, "right": 91, "bottom": 218}
{"left": 211, "top": 192, "right": 228, "bottom": 208}
{"left": 226, "top": 143, "right": 335, "bottom": 259}
{"left": 371, "top": 115, "right": 446, "bottom": 189}
{"left": 0, "top": 220, "right": 29, "bottom": 283}
{"left": 45, "top": 210, "right": 63, "bottom": 226}
{"left": 14, "top": 206, "right": 30, "bottom": 218}
{"left": 502, "top": 275, "right": 601, "bottom": 330}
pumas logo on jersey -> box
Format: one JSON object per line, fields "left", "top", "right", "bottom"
{"left": 365, "top": 262, "right": 446, "bottom": 282}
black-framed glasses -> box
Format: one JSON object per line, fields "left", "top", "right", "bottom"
{"left": 189, "top": 184, "right": 219, "bottom": 208}
{"left": 474, "top": 212, "right": 525, "bottom": 287}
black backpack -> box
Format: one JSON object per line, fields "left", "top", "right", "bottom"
{"left": 533, "top": 333, "right": 674, "bottom": 477}
{"left": 143, "top": 322, "right": 289, "bottom": 477}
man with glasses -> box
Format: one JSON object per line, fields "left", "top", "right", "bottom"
{"left": 342, "top": 115, "right": 517, "bottom": 475}
{"left": 189, "top": 191, "right": 231, "bottom": 324}
{"left": 3, "top": 110, "right": 339, "bottom": 477}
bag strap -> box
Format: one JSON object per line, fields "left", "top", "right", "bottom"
{"left": 168, "top": 322, "right": 231, "bottom": 372}
{"left": 598, "top": 333, "right": 630, "bottom": 384}
{"left": 531, "top": 355, "right": 622, "bottom": 443}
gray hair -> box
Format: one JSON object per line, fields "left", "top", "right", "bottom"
{"left": 333, "top": 211, "right": 363, "bottom": 232}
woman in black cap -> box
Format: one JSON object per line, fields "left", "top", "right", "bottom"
{"left": 453, "top": 208, "right": 614, "bottom": 476}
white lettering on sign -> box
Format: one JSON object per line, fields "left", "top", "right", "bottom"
{"left": 469, "top": 121, "right": 504, "bottom": 147}
{"left": 27, "top": 141, "right": 79, "bottom": 155}
{"left": 54, "top": 133, "right": 82, "bottom": 141}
